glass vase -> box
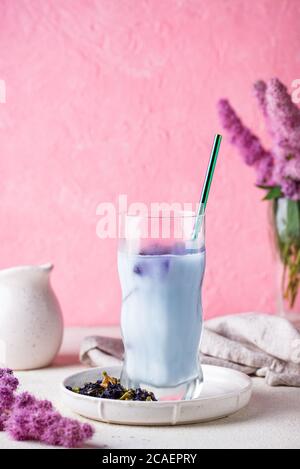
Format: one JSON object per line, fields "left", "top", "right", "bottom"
{"left": 273, "top": 197, "right": 300, "bottom": 322}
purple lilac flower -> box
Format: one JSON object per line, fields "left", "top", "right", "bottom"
{"left": 284, "top": 152, "right": 300, "bottom": 181}
{"left": 265, "top": 79, "right": 300, "bottom": 197}
{"left": 265, "top": 78, "right": 300, "bottom": 151}
{"left": 280, "top": 178, "right": 300, "bottom": 201}
{"left": 0, "top": 368, "right": 13, "bottom": 378}
{"left": 254, "top": 152, "right": 275, "bottom": 186}
{"left": 0, "top": 386, "right": 15, "bottom": 410}
{"left": 253, "top": 80, "right": 267, "bottom": 116}
{"left": 6, "top": 391, "right": 94, "bottom": 447}
{"left": 0, "top": 368, "right": 19, "bottom": 391}
{"left": 217, "top": 99, "right": 274, "bottom": 185}
{"left": 0, "top": 369, "right": 19, "bottom": 431}
{"left": 273, "top": 150, "right": 300, "bottom": 184}
{"left": 42, "top": 417, "right": 93, "bottom": 448}
{"left": 0, "top": 387, "right": 14, "bottom": 431}
{"left": 218, "top": 78, "right": 300, "bottom": 199}
{"left": 0, "top": 369, "right": 94, "bottom": 447}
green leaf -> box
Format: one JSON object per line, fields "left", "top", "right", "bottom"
{"left": 263, "top": 186, "right": 282, "bottom": 200}
{"left": 256, "top": 184, "right": 274, "bottom": 190}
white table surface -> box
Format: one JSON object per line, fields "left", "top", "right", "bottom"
{"left": 1, "top": 326, "right": 300, "bottom": 449}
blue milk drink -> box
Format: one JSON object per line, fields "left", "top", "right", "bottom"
{"left": 118, "top": 240, "right": 205, "bottom": 400}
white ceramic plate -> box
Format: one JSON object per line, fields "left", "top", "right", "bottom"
{"left": 61, "top": 365, "right": 252, "bottom": 426}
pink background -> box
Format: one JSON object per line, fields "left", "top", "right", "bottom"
{"left": 0, "top": 0, "right": 299, "bottom": 326}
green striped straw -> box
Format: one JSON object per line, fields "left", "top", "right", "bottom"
{"left": 192, "top": 134, "right": 222, "bottom": 239}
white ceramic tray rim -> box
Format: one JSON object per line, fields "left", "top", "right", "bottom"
{"left": 61, "top": 365, "right": 252, "bottom": 426}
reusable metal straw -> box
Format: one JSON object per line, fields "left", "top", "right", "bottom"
{"left": 192, "top": 134, "right": 222, "bottom": 239}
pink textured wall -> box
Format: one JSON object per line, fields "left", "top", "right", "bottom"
{"left": 0, "top": 0, "right": 299, "bottom": 325}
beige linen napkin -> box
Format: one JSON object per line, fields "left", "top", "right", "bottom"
{"left": 80, "top": 313, "right": 300, "bottom": 387}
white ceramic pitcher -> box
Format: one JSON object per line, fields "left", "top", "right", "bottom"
{"left": 0, "top": 263, "right": 63, "bottom": 370}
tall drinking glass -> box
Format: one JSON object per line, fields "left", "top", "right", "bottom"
{"left": 118, "top": 210, "right": 205, "bottom": 400}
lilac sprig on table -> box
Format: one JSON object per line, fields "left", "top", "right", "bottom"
{"left": 0, "top": 368, "right": 94, "bottom": 447}
{"left": 0, "top": 369, "right": 18, "bottom": 431}
{"left": 218, "top": 78, "right": 300, "bottom": 309}
{"left": 6, "top": 392, "right": 93, "bottom": 447}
